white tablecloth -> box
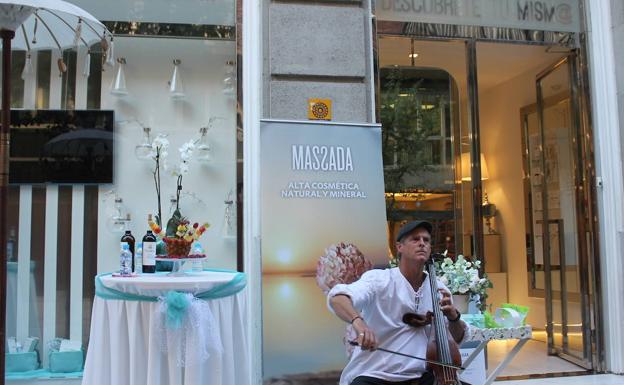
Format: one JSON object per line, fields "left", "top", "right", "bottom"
{"left": 82, "top": 271, "right": 248, "bottom": 385}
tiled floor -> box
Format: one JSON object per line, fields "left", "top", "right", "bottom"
{"left": 496, "top": 374, "right": 624, "bottom": 384}
{"left": 487, "top": 339, "right": 586, "bottom": 377}
{"left": 487, "top": 337, "right": 624, "bottom": 384}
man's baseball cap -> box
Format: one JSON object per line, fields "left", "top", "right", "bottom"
{"left": 396, "top": 220, "right": 433, "bottom": 242}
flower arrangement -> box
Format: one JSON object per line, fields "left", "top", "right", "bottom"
{"left": 145, "top": 134, "right": 209, "bottom": 258}
{"left": 171, "top": 139, "right": 196, "bottom": 213}
{"left": 316, "top": 242, "right": 373, "bottom": 295}
{"left": 147, "top": 135, "right": 198, "bottom": 226}
{"left": 435, "top": 254, "right": 493, "bottom": 310}
{"left": 316, "top": 242, "right": 373, "bottom": 358}
{"left": 149, "top": 134, "right": 170, "bottom": 226}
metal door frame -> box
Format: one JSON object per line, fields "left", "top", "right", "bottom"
{"left": 535, "top": 54, "right": 594, "bottom": 369}
{"left": 374, "top": 16, "right": 604, "bottom": 371}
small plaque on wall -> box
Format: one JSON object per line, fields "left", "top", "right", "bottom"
{"left": 308, "top": 99, "right": 332, "bottom": 121}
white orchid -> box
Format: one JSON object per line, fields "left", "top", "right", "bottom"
{"left": 148, "top": 133, "right": 170, "bottom": 226}
{"left": 170, "top": 139, "right": 199, "bottom": 215}
{"left": 173, "top": 139, "right": 197, "bottom": 176}
{"left": 150, "top": 134, "right": 170, "bottom": 161}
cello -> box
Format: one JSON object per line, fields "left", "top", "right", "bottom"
{"left": 424, "top": 252, "right": 464, "bottom": 385}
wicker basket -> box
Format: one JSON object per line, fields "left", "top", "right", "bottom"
{"left": 164, "top": 237, "right": 192, "bottom": 258}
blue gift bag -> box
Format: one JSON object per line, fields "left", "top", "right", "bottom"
{"left": 5, "top": 352, "right": 39, "bottom": 373}
{"left": 49, "top": 350, "right": 84, "bottom": 373}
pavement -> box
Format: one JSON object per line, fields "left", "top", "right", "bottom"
{"left": 496, "top": 373, "right": 624, "bottom": 385}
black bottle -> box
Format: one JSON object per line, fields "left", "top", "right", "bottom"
{"left": 120, "top": 230, "right": 136, "bottom": 272}
{"left": 142, "top": 230, "right": 157, "bottom": 273}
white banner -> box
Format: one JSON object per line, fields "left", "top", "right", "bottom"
{"left": 375, "top": 0, "right": 580, "bottom": 33}
{"left": 260, "top": 119, "right": 389, "bottom": 381}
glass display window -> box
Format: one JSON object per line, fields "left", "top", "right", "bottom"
{"left": 3, "top": 0, "right": 240, "bottom": 381}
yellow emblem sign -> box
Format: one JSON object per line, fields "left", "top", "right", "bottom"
{"left": 308, "top": 99, "right": 332, "bottom": 121}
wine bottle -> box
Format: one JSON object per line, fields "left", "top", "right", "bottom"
{"left": 120, "top": 230, "right": 136, "bottom": 272}
{"left": 142, "top": 230, "right": 157, "bottom": 274}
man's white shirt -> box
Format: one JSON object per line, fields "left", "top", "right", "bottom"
{"left": 327, "top": 267, "right": 471, "bottom": 385}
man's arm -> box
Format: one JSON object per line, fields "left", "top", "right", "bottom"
{"left": 329, "top": 294, "right": 377, "bottom": 350}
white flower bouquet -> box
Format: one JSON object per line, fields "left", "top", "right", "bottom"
{"left": 435, "top": 254, "right": 492, "bottom": 310}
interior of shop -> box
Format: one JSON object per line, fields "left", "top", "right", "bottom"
{"left": 378, "top": 36, "right": 591, "bottom": 378}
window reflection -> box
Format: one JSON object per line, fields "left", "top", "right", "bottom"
{"left": 380, "top": 66, "right": 459, "bottom": 256}
{"left": 9, "top": 51, "right": 26, "bottom": 108}
{"left": 36, "top": 51, "right": 52, "bottom": 109}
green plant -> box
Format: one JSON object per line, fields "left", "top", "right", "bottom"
{"left": 379, "top": 67, "right": 453, "bottom": 250}
{"left": 381, "top": 68, "right": 440, "bottom": 201}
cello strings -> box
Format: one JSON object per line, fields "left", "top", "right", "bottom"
{"left": 427, "top": 261, "right": 456, "bottom": 383}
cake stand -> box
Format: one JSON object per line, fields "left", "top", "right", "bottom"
{"left": 155, "top": 255, "right": 206, "bottom": 276}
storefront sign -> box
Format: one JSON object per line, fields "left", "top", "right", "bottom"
{"left": 375, "top": 0, "right": 580, "bottom": 33}
{"left": 260, "top": 119, "right": 389, "bottom": 381}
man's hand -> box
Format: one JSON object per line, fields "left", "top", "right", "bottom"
{"left": 438, "top": 288, "right": 460, "bottom": 321}
{"left": 329, "top": 294, "right": 378, "bottom": 350}
{"left": 438, "top": 288, "right": 465, "bottom": 343}
{"left": 352, "top": 317, "right": 378, "bottom": 350}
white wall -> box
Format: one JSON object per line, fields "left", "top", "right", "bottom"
{"left": 479, "top": 59, "right": 588, "bottom": 330}
{"left": 96, "top": 37, "right": 238, "bottom": 273}
{"left": 587, "top": 0, "right": 624, "bottom": 373}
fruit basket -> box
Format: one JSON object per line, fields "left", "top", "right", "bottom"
{"left": 163, "top": 237, "right": 192, "bottom": 258}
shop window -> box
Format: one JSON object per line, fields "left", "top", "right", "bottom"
{"left": 4, "top": 1, "right": 239, "bottom": 381}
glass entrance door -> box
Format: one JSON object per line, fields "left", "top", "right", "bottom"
{"left": 533, "top": 56, "right": 593, "bottom": 369}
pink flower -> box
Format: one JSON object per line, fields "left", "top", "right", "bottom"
{"left": 316, "top": 242, "right": 373, "bottom": 295}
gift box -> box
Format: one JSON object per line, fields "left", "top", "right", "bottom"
{"left": 462, "top": 313, "right": 485, "bottom": 328}
{"left": 49, "top": 350, "right": 84, "bottom": 373}
{"left": 5, "top": 351, "right": 39, "bottom": 373}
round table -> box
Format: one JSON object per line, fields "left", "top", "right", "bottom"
{"left": 82, "top": 270, "right": 248, "bottom": 385}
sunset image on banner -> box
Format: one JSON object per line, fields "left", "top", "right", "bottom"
{"left": 260, "top": 120, "right": 388, "bottom": 383}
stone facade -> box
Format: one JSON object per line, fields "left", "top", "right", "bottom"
{"left": 264, "top": 0, "right": 374, "bottom": 123}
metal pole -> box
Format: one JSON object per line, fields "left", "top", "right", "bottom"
{"left": 466, "top": 39, "right": 484, "bottom": 266}
{"left": 1, "top": 28, "right": 15, "bottom": 385}
{"left": 536, "top": 60, "right": 554, "bottom": 354}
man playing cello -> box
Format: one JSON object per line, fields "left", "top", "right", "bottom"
{"left": 327, "top": 220, "right": 471, "bottom": 385}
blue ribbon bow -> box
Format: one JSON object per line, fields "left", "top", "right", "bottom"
{"left": 165, "top": 291, "right": 191, "bottom": 329}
